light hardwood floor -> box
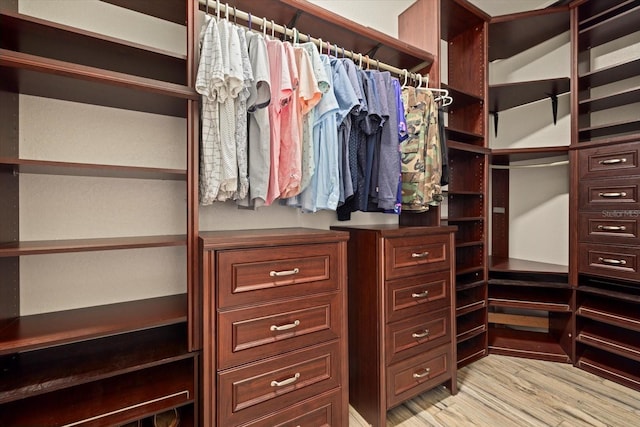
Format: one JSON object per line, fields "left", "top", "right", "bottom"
{"left": 349, "top": 355, "right": 640, "bottom": 426}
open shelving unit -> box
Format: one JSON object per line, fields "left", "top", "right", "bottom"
{"left": 572, "top": 0, "right": 640, "bottom": 392}
{"left": 0, "top": 0, "right": 200, "bottom": 424}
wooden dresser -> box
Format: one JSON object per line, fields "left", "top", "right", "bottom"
{"left": 331, "top": 225, "right": 457, "bottom": 427}
{"left": 199, "top": 228, "right": 349, "bottom": 426}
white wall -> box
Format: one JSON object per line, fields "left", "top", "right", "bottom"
{"left": 17, "top": 0, "right": 409, "bottom": 314}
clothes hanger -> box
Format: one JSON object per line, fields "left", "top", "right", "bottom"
{"left": 248, "top": 12, "right": 252, "bottom": 30}
{"left": 402, "top": 69, "right": 409, "bottom": 88}
{"left": 216, "top": 0, "right": 220, "bottom": 20}
{"left": 262, "top": 17, "right": 267, "bottom": 38}
{"left": 271, "top": 20, "right": 275, "bottom": 38}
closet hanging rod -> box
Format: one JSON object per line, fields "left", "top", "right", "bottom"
{"left": 197, "top": 0, "right": 429, "bottom": 84}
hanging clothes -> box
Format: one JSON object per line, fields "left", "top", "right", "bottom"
{"left": 400, "top": 86, "right": 443, "bottom": 211}
{"left": 238, "top": 30, "right": 271, "bottom": 209}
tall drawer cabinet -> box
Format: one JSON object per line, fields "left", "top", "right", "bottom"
{"left": 331, "top": 225, "right": 458, "bottom": 427}
{"left": 199, "top": 228, "right": 349, "bottom": 427}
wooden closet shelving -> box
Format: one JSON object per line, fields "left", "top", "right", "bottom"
{"left": 0, "top": 0, "right": 199, "bottom": 424}
{"left": 572, "top": 0, "right": 640, "bottom": 392}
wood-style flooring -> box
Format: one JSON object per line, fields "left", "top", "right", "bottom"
{"left": 349, "top": 355, "right": 640, "bottom": 426}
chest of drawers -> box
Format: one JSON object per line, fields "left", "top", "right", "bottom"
{"left": 578, "top": 142, "right": 640, "bottom": 282}
{"left": 331, "top": 225, "right": 457, "bottom": 427}
{"left": 200, "top": 228, "right": 349, "bottom": 427}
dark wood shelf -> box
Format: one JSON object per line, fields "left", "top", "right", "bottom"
{"left": 457, "top": 334, "right": 487, "bottom": 368}
{"left": 488, "top": 287, "right": 571, "bottom": 312}
{"left": 0, "top": 294, "right": 187, "bottom": 356}
{"left": 578, "top": 4, "right": 640, "bottom": 49}
{"left": 0, "top": 157, "right": 186, "bottom": 180}
{"left": 579, "top": 85, "right": 640, "bottom": 113}
{"left": 457, "top": 298, "right": 486, "bottom": 317}
{"left": 489, "top": 7, "right": 569, "bottom": 62}
{"left": 456, "top": 240, "right": 484, "bottom": 248}
{"left": 488, "top": 327, "right": 570, "bottom": 363}
{"left": 0, "top": 324, "right": 190, "bottom": 404}
{"left": 578, "top": 0, "right": 638, "bottom": 28}
{"left": 577, "top": 298, "right": 640, "bottom": 332}
{"left": 490, "top": 146, "right": 569, "bottom": 164}
{"left": 578, "top": 119, "right": 640, "bottom": 141}
{"left": 578, "top": 285, "right": 640, "bottom": 304}
{"left": 577, "top": 320, "right": 640, "bottom": 363}
{"left": 489, "top": 77, "right": 570, "bottom": 113}
{"left": 444, "top": 216, "right": 485, "bottom": 222}
{"left": 456, "top": 265, "right": 485, "bottom": 277}
{"left": 0, "top": 49, "right": 197, "bottom": 117}
{"left": 0, "top": 358, "right": 195, "bottom": 426}
{"left": 577, "top": 348, "right": 640, "bottom": 392}
{"left": 488, "top": 278, "right": 570, "bottom": 289}
{"left": 579, "top": 58, "right": 640, "bottom": 89}
{"left": 456, "top": 280, "right": 486, "bottom": 292}
{"left": 447, "top": 190, "right": 484, "bottom": 196}
{"left": 456, "top": 322, "right": 486, "bottom": 344}
{"left": 0, "top": 235, "right": 186, "bottom": 257}
{"left": 489, "top": 256, "right": 569, "bottom": 275}
{"left": 441, "top": 0, "right": 489, "bottom": 41}
{"left": 446, "top": 128, "right": 485, "bottom": 145}
{"left": 442, "top": 84, "right": 483, "bottom": 109}
{"left": 0, "top": 11, "right": 186, "bottom": 84}
{"left": 447, "top": 140, "right": 490, "bottom": 154}
{"left": 224, "top": 0, "right": 434, "bottom": 72}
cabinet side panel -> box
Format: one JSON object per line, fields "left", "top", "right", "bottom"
{"left": 398, "top": 0, "right": 440, "bottom": 83}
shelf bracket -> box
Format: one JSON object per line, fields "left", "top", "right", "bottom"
{"left": 366, "top": 43, "right": 382, "bottom": 58}
{"left": 287, "top": 10, "right": 303, "bottom": 28}
{"left": 490, "top": 111, "right": 498, "bottom": 137}
{"left": 548, "top": 93, "right": 559, "bottom": 125}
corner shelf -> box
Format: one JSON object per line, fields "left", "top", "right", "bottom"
{"left": 488, "top": 327, "right": 571, "bottom": 363}
{"left": 579, "top": 58, "right": 640, "bottom": 89}
{"left": 578, "top": 3, "right": 640, "bottom": 49}
{"left": 489, "top": 77, "right": 570, "bottom": 113}
{"left": 578, "top": 85, "right": 640, "bottom": 113}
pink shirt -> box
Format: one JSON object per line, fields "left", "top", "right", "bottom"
{"left": 265, "top": 38, "right": 293, "bottom": 205}
{"left": 279, "top": 42, "right": 302, "bottom": 199}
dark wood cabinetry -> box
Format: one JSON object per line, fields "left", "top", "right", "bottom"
{"left": 200, "top": 228, "right": 349, "bottom": 427}
{"left": 572, "top": 0, "right": 640, "bottom": 392}
{"left": 0, "top": 0, "right": 200, "bottom": 424}
{"left": 331, "top": 225, "right": 457, "bottom": 427}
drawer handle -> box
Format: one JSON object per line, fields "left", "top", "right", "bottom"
{"left": 598, "top": 192, "right": 627, "bottom": 198}
{"left": 597, "top": 225, "right": 627, "bottom": 231}
{"left": 413, "top": 368, "right": 431, "bottom": 379}
{"left": 412, "top": 290, "right": 430, "bottom": 298}
{"left": 412, "top": 329, "right": 430, "bottom": 339}
{"left": 271, "top": 372, "right": 300, "bottom": 387}
{"left": 270, "top": 268, "right": 300, "bottom": 277}
{"left": 599, "top": 158, "right": 627, "bottom": 165}
{"left": 411, "top": 251, "right": 430, "bottom": 258}
{"left": 270, "top": 319, "right": 301, "bottom": 331}
{"left": 598, "top": 257, "right": 627, "bottom": 266}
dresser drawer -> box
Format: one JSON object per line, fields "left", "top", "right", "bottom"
{"left": 384, "top": 234, "right": 450, "bottom": 280}
{"left": 386, "top": 344, "right": 452, "bottom": 408}
{"left": 385, "top": 307, "right": 451, "bottom": 365}
{"left": 579, "top": 243, "right": 640, "bottom": 282}
{"left": 218, "top": 341, "right": 341, "bottom": 426}
{"left": 216, "top": 243, "right": 341, "bottom": 307}
{"left": 579, "top": 178, "right": 639, "bottom": 211}
{"left": 579, "top": 212, "right": 640, "bottom": 245}
{"left": 217, "top": 293, "right": 342, "bottom": 369}
{"left": 385, "top": 270, "right": 451, "bottom": 323}
{"left": 240, "top": 389, "right": 342, "bottom": 427}
{"left": 579, "top": 141, "right": 640, "bottom": 180}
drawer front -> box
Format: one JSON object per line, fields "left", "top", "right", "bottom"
{"left": 218, "top": 293, "right": 342, "bottom": 370}
{"left": 385, "top": 308, "right": 451, "bottom": 365}
{"left": 386, "top": 344, "right": 451, "bottom": 408}
{"left": 240, "top": 389, "right": 342, "bottom": 427}
{"left": 217, "top": 243, "right": 341, "bottom": 307}
{"left": 218, "top": 341, "right": 341, "bottom": 426}
{"left": 386, "top": 271, "right": 451, "bottom": 323}
{"left": 579, "top": 212, "right": 640, "bottom": 245}
{"left": 384, "top": 234, "right": 450, "bottom": 280}
{"left": 579, "top": 178, "right": 639, "bottom": 211}
{"left": 579, "top": 141, "right": 640, "bottom": 180}
{"left": 579, "top": 243, "right": 640, "bottom": 281}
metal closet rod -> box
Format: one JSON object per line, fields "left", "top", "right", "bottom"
{"left": 198, "top": 0, "right": 428, "bottom": 85}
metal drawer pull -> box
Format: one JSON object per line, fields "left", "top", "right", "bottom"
{"left": 412, "top": 290, "right": 430, "bottom": 298}
{"left": 412, "top": 329, "right": 430, "bottom": 338}
{"left": 598, "top": 192, "right": 627, "bottom": 198}
{"left": 413, "top": 368, "right": 431, "bottom": 379}
{"left": 270, "top": 320, "right": 300, "bottom": 331}
{"left": 271, "top": 372, "right": 300, "bottom": 387}
{"left": 270, "top": 267, "right": 300, "bottom": 277}
{"left": 598, "top": 257, "right": 626, "bottom": 266}
{"left": 597, "top": 225, "right": 627, "bottom": 231}
{"left": 599, "top": 158, "right": 627, "bottom": 165}
{"left": 411, "top": 251, "right": 430, "bottom": 258}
